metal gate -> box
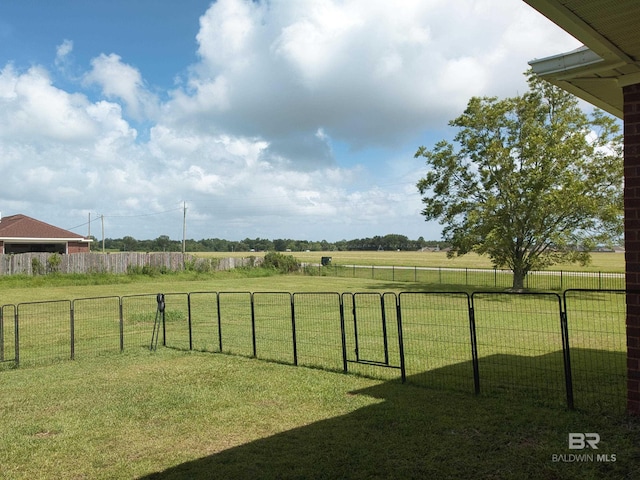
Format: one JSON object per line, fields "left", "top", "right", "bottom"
{"left": 342, "top": 293, "right": 404, "bottom": 379}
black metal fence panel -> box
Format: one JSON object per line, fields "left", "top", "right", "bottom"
{"left": 72, "top": 296, "right": 122, "bottom": 359}
{"left": 121, "top": 294, "right": 161, "bottom": 350}
{"left": 341, "top": 292, "right": 402, "bottom": 380}
{"left": 252, "top": 292, "right": 294, "bottom": 365}
{"left": 563, "top": 289, "right": 626, "bottom": 413}
{"left": 471, "top": 292, "right": 568, "bottom": 407}
{"left": 188, "top": 292, "right": 220, "bottom": 353}
{"left": 161, "top": 293, "right": 191, "bottom": 352}
{"left": 399, "top": 292, "right": 475, "bottom": 393}
{"left": 347, "top": 293, "right": 389, "bottom": 364}
{"left": 217, "top": 292, "right": 254, "bottom": 357}
{"left": 292, "top": 293, "right": 345, "bottom": 372}
{"left": 16, "top": 300, "right": 72, "bottom": 366}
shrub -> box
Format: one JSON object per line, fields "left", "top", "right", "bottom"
{"left": 47, "top": 253, "right": 62, "bottom": 273}
{"left": 262, "top": 251, "right": 299, "bottom": 273}
{"left": 126, "top": 264, "right": 144, "bottom": 275}
{"left": 31, "top": 257, "right": 45, "bottom": 275}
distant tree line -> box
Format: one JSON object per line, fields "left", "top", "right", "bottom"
{"left": 90, "top": 234, "right": 446, "bottom": 253}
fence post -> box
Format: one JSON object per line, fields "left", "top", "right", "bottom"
{"left": 15, "top": 307, "right": 20, "bottom": 366}
{"left": 290, "top": 294, "right": 298, "bottom": 366}
{"left": 119, "top": 298, "right": 124, "bottom": 352}
{"left": 380, "top": 294, "right": 389, "bottom": 365}
{"left": 187, "top": 293, "right": 193, "bottom": 351}
{"left": 216, "top": 293, "right": 223, "bottom": 352}
{"left": 560, "top": 293, "right": 574, "bottom": 410}
{"left": 352, "top": 294, "right": 361, "bottom": 362}
{"left": 70, "top": 302, "right": 75, "bottom": 360}
{"left": 396, "top": 294, "right": 406, "bottom": 383}
{"left": 469, "top": 294, "right": 480, "bottom": 395}
{"left": 250, "top": 293, "right": 257, "bottom": 357}
{"left": 340, "top": 294, "right": 348, "bottom": 373}
{"left": 0, "top": 306, "right": 3, "bottom": 362}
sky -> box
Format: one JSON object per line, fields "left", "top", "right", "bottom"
{"left": 0, "top": 0, "right": 582, "bottom": 242}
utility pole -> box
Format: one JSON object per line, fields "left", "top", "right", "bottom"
{"left": 101, "top": 214, "right": 105, "bottom": 253}
{"left": 182, "top": 201, "right": 187, "bottom": 254}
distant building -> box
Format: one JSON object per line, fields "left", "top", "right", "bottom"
{"left": 0, "top": 214, "right": 91, "bottom": 254}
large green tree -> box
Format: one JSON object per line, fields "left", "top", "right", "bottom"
{"left": 415, "top": 74, "right": 623, "bottom": 289}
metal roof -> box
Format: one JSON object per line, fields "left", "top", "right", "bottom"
{"left": 526, "top": 0, "right": 640, "bottom": 118}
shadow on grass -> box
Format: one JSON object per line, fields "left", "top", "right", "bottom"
{"left": 363, "top": 281, "right": 508, "bottom": 294}
{"left": 402, "top": 349, "right": 626, "bottom": 413}
{"left": 141, "top": 349, "right": 634, "bottom": 480}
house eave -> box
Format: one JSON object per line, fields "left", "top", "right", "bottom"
{"left": 0, "top": 237, "right": 92, "bottom": 243}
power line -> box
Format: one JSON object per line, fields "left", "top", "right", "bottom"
{"left": 66, "top": 205, "right": 184, "bottom": 232}
{"left": 100, "top": 206, "right": 183, "bottom": 219}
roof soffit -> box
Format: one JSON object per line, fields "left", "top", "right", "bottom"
{"left": 525, "top": 0, "right": 640, "bottom": 118}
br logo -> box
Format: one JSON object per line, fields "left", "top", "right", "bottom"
{"left": 569, "top": 433, "right": 600, "bottom": 450}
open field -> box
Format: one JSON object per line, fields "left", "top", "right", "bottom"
{"left": 0, "top": 272, "right": 415, "bottom": 305}
{"left": 197, "top": 250, "right": 626, "bottom": 272}
{"left": 1, "top": 349, "right": 639, "bottom": 480}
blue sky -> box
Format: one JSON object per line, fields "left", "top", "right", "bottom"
{"left": 0, "top": 0, "right": 581, "bottom": 242}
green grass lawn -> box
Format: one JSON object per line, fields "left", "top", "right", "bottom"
{"left": 198, "top": 250, "right": 626, "bottom": 272}
{"left": 0, "top": 268, "right": 636, "bottom": 478}
{"left": 0, "top": 272, "right": 627, "bottom": 405}
{"left": 0, "top": 270, "right": 381, "bottom": 305}
{"left": 0, "top": 349, "right": 638, "bottom": 480}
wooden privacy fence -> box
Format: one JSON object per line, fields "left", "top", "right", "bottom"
{"left": 0, "top": 252, "right": 262, "bottom": 275}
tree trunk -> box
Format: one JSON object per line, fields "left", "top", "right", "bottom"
{"left": 512, "top": 268, "right": 526, "bottom": 290}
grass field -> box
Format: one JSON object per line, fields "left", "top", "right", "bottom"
{"left": 0, "top": 349, "right": 638, "bottom": 479}
{"left": 0, "top": 271, "right": 418, "bottom": 305}
{"left": 0, "top": 266, "right": 636, "bottom": 478}
{"left": 197, "top": 250, "right": 626, "bottom": 272}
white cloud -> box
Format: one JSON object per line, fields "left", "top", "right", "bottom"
{"left": 167, "top": 0, "right": 581, "bottom": 154}
{"left": 0, "top": 0, "right": 583, "bottom": 241}
{"left": 84, "top": 53, "right": 158, "bottom": 120}
{"left": 55, "top": 39, "right": 73, "bottom": 66}
{"left": 0, "top": 64, "right": 97, "bottom": 142}
{"left": 196, "top": 0, "right": 262, "bottom": 70}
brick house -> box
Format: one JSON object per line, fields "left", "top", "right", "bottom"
{"left": 0, "top": 214, "right": 91, "bottom": 254}
{"left": 525, "top": 0, "right": 640, "bottom": 413}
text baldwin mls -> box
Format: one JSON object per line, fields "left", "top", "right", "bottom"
{"left": 551, "top": 433, "right": 616, "bottom": 463}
